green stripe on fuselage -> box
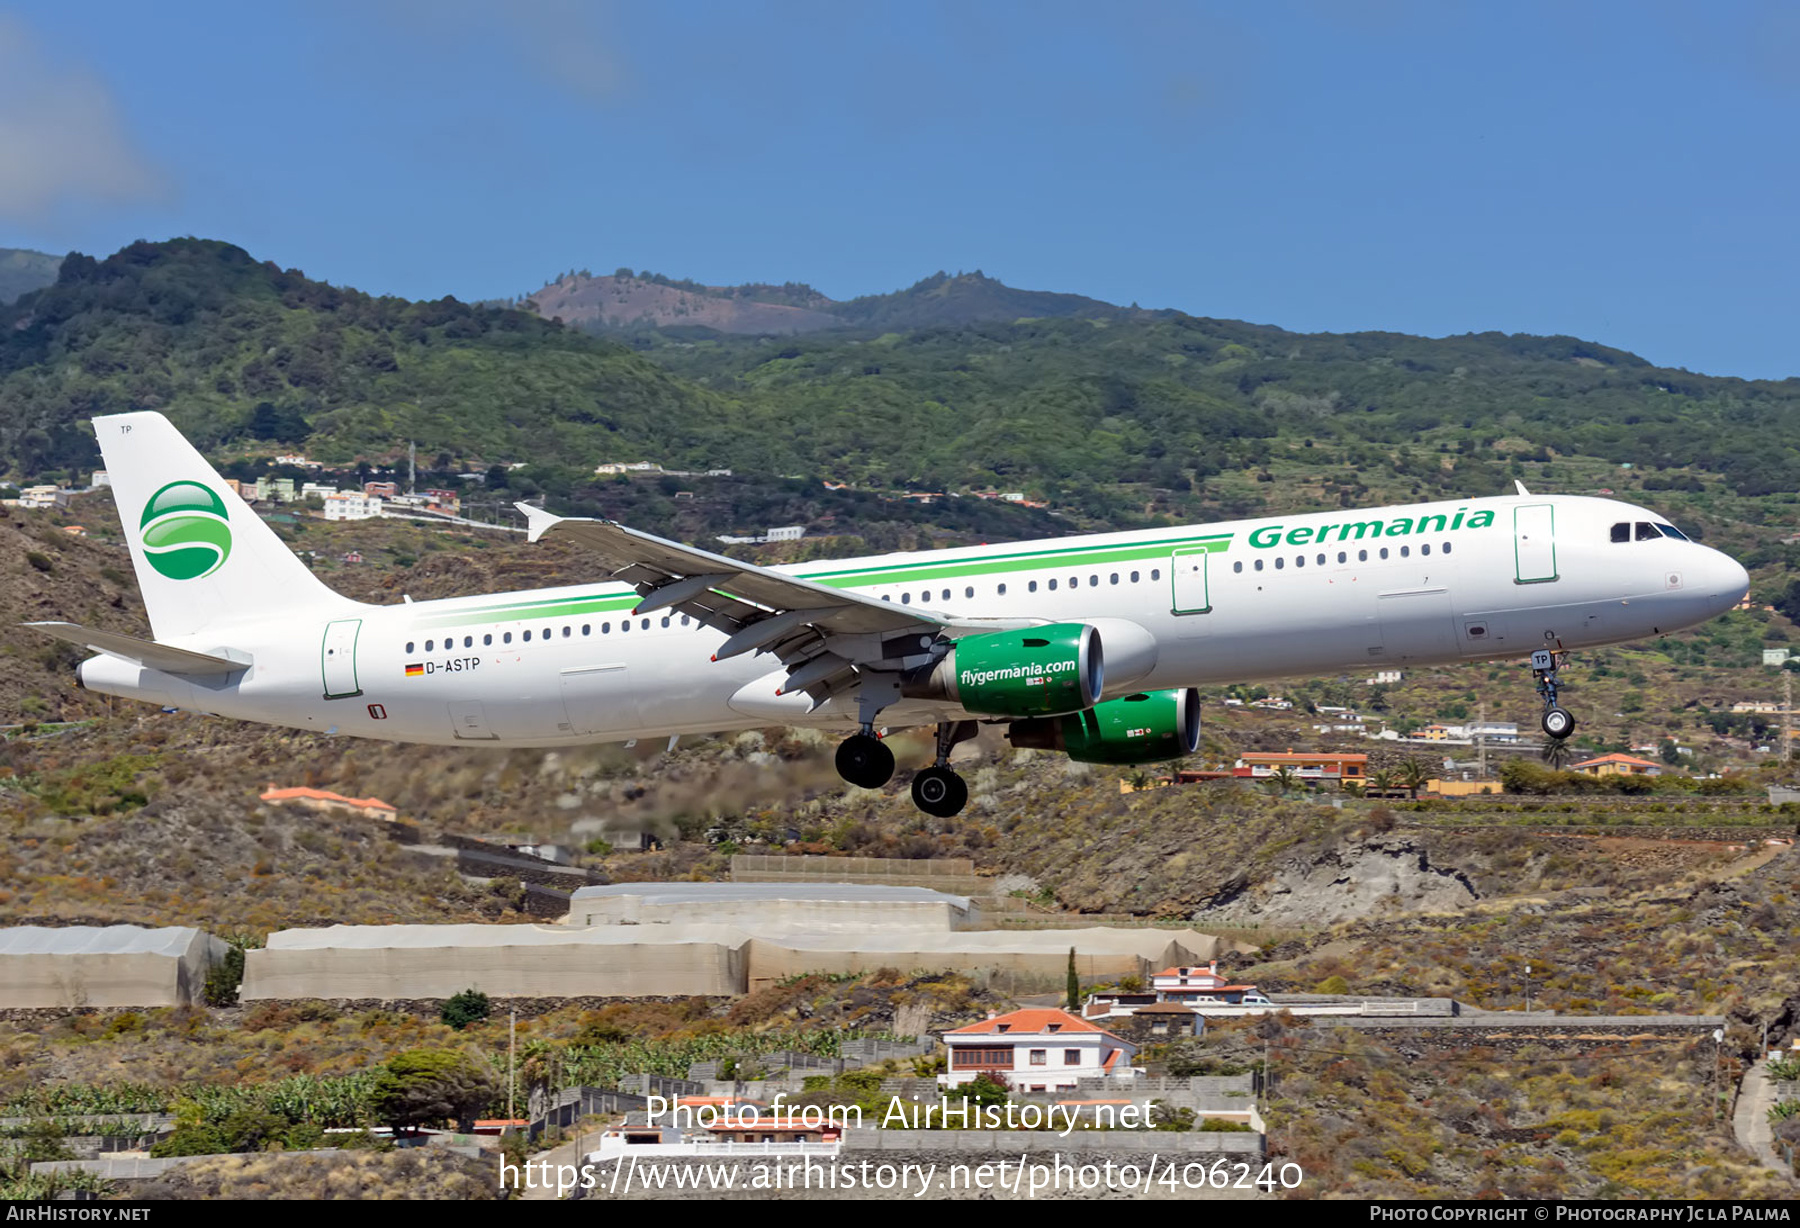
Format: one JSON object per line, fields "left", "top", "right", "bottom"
{"left": 414, "top": 530, "right": 1234, "bottom": 628}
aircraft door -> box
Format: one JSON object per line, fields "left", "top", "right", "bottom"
{"left": 321, "top": 619, "right": 362, "bottom": 699}
{"left": 1514, "top": 504, "right": 1558, "bottom": 584}
{"left": 1170, "top": 548, "right": 1212, "bottom": 615}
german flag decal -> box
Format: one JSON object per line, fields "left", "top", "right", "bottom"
{"left": 404, "top": 662, "right": 424, "bottom": 677}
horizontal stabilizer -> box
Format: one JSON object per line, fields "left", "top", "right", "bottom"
{"left": 24, "top": 622, "right": 249, "bottom": 676}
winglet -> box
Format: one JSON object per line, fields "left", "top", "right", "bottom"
{"left": 1514, "top": 480, "right": 1532, "bottom": 496}
{"left": 513, "top": 501, "right": 561, "bottom": 544}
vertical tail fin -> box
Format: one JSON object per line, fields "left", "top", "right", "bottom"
{"left": 95, "top": 411, "right": 355, "bottom": 640}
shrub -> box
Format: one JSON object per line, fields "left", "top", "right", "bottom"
{"left": 440, "top": 988, "right": 491, "bottom": 1032}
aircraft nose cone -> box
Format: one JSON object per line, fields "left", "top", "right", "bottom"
{"left": 1702, "top": 548, "right": 1750, "bottom": 611}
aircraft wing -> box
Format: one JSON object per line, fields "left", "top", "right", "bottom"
{"left": 25, "top": 621, "right": 249, "bottom": 676}
{"left": 515, "top": 504, "right": 1029, "bottom": 698}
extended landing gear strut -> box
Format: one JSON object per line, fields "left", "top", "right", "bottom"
{"left": 1532, "top": 648, "right": 1577, "bottom": 740}
{"left": 911, "top": 721, "right": 976, "bottom": 818}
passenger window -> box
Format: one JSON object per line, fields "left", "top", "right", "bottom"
{"left": 1295, "top": 555, "right": 1304, "bottom": 568}
{"left": 1110, "top": 573, "right": 1119, "bottom": 585}
{"left": 463, "top": 636, "right": 472, "bottom": 648}
{"left": 522, "top": 631, "right": 530, "bottom": 642}
{"left": 1358, "top": 550, "right": 1368, "bottom": 562}
{"left": 1028, "top": 580, "right": 1038, "bottom": 592}
{"left": 1380, "top": 548, "right": 1389, "bottom": 560}
{"left": 1130, "top": 571, "right": 1139, "bottom": 582}
{"left": 1234, "top": 561, "right": 1243, "bottom": 573}
{"left": 1254, "top": 559, "right": 1263, "bottom": 572}
{"left": 406, "top": 641, "right": 415, "bottom": 653}
{"left": 1400, "top": 546, "right": 1410, "bottom": 557}
{"left": 1421, "top": 544, "right": 1430, "bottom": 556}
{"left": 1048, "top": 579, "right": 1058, "bottom": 590}
{"left": 620, "top": 621, "right": 628, "bottom": 632}
{"left": 965, "top": 586, "right": 974, "bottom": 599}
{"left": 941, "top": 589, "right": 950, "bottom": 602}
{"left": 1070, "top": 576, "right": 1078, "bottom": 589}
{"left": 1089, "top": 575, "right": 1098, "bottom": 587}
{"left": 1611, "top": 522, "right": 1631, "bottom": 543}
{"left": 998, "top": 583, "right": 1007, "bottom": 596}
{"left": 503, "top": 632, "right": 512, "bottom": 644}
{"left": 681, "top": 615, "right": 690, "bottom": 626}
{"left": 1151, "top": 569, "right": 1160, "bottom": 581}
{"left": 483, "top": 634, "right": 492, "bottom": 646}
{"left": 582, "top": 624, "right": 590, "bottom": 636}
{"left": 662, "top": 617, "right": 670, "bottom": 628}
{"left": 602, "top": 622, "right": 610, "bottom": 633}
{"left": 1443, "top": 542, "right": 1452, "bottom": 555}
{"left": 1316, "top": 554, "right": 1325, "bottom": 566}
{"left": 544, "top": 625, "right": 553, "bottom": 639}
{"left": 902, "top": 593, "right": 912, "bottom": 605}
{"left": 1275, "top": 558, "right": 1285, "bottom": 570}
{"left": 563, "top": 626, "right": 571, "bottom": 637}
{"left": 1337, "top": 552, "right": 1346, "bottom": 564}
{"left": 1636, "top": 522, "right": 1658, "bottom": 541}
{"left": 641, "top": 619, "right": 649, "bottom": 630}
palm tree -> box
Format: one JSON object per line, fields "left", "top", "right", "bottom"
{"left": 1541, "top": 737, "right": 1575, "bottom": 770}
{"left": 1368, "top": 768, "right": 1395, "bottom": 795}
{"left": 1264, "top": 765, "right": 1299, "bottom": 795}
{"left": 1395, "top": 759, "right": 1429, "bottom": 799}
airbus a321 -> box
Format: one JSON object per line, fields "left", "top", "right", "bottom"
{"left": 31, "top": 412, "right": 1750, "bottom": 817}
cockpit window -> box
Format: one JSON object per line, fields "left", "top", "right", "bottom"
{"left": 1635, "top": 522, "right": 1659, "bottom": 541}
{"left": 1656, "top": 523, "right": 1689, "bottom": 541}
{"left": 1611, "top": 523, "right": 1630, "bottom": 543}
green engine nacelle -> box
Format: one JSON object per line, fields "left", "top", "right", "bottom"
{"left": 910, "top": 622, "right": 1102, "bottom": 718}
{"left": 1008, "top": 687, "right": 1201, "bottom": 765}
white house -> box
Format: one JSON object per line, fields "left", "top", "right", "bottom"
{"left": 323, "top": 492, "right": 383, "bottom": 521}
{"left": 1149, "top": 963, "right": 1273, "bottom": 1007}
{"left": 939, "top": 1008, "right": 1139, "bottom": 1093}
{"left": 18, "top": 485, "right": 74, "bottom": 510}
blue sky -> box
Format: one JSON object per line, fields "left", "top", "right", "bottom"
{"left": 2, "top": 1, "right": 1797, "bottom": 378}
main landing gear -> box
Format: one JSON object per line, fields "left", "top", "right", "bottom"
{"left": 911, "top": 720, "right": 977, "bottom": 818}
{"left": 1532, "top": 648, "right": 1577, "bottom": 740}
{"left": 835, "top": 730, "right": 894, "bottom": 789}
{"left": 833, "top": 720, "right": 976, "bottom": 818}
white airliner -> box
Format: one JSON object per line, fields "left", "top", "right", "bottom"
{"left": 31, "top": 412, "right": 1749, "bottom": 817}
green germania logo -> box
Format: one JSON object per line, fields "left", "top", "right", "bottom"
{"left": 139, "top": 481, "right": 232, "bottom": 580}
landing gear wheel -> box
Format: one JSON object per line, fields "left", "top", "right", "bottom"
{"left": 911, "top": 766, "right": 969, "bottom": 818}
{"left": 1530, "top": 648, "right": 1577, "bottom": 742}
{"left": 1541, "top": 707, "right": 1576, "bottom": 740}
{"left": 836, "top": 733, "right": 894, "bottom": 789}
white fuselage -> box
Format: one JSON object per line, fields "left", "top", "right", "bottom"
{"left": 79, "top": 493, "right": 1749, "bottom": 746}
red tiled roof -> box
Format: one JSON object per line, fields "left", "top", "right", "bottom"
{"left": 259, "top": 786, "right": 396, "bottom": 811}
{"left": 945, "top": 1008, "right": 1125, "bottom": 1044}
{"left": 1570, "top": 753, "right": 1659, "bottom": 769}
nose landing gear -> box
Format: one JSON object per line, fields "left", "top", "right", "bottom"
{"left": 1532, "top": 648, "right": 1577, "bottom": 740}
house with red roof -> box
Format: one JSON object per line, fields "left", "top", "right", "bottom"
{"left": 259, "top": 785, "right": 398, "bottom": 820}
{"left": 1568, "top": 752, "right": 1662, "bottom": 778}
{"left": 939, "top": 1008, "right": 1139, "bottom": 1093}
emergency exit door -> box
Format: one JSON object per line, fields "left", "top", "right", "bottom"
{"left": 320, "top": 619, "right": 363, "bottom": 699}
{"left": 1171, "top": 548, "right": 1212, "bottom": 614}
{"left": 1513, "top": 505, "right": 1558, "bottom": 584}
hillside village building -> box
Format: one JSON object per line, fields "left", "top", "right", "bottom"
{"left": 1569, "top": 753, "right": 1662, "bottom": 778}
{"left": 940, "top": 1009, "right": 1139, "bottom": 1093}
{"left": 1235, "top": 751, "right": 1368, "bottom": 788}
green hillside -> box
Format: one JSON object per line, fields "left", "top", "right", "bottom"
{"left": 0, "top": 247, "right": 60, "bottom": 306}
{"left": 9, "top": 237, "right": 1800, "bottom": 578}
{"left": 0, "top": 239, "right": 738, "bottom": 478}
